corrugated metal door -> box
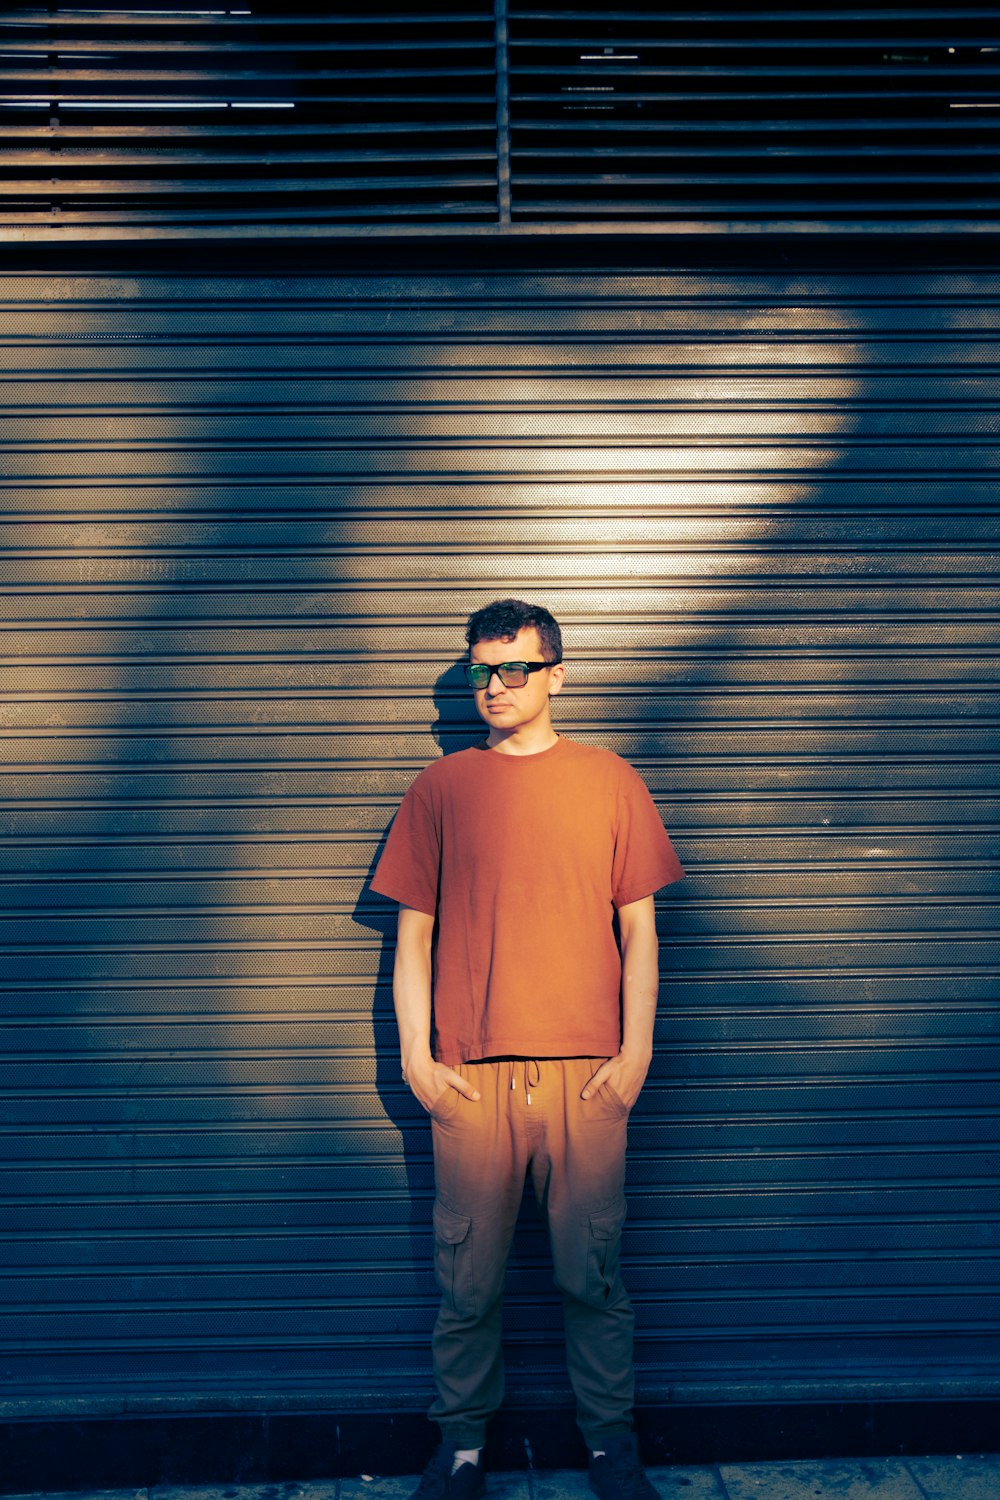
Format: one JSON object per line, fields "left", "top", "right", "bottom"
{"left": 1, "top": 269, "right": 997, "bottom": 1408}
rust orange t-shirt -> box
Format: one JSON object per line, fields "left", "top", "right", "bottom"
{"left": 371, "top": 736, "right": 684, "bottom": 1065}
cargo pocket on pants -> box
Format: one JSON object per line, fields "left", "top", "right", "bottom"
{"left": 587, "top": 1198, "right": 626, "bottom": 1306}
{"left": 433, "top": 1200, "right": 476, "bottom": 1319}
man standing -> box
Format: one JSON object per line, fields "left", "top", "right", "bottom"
{"left": 371, "top": 600, "right": 684, "bottom": 1500}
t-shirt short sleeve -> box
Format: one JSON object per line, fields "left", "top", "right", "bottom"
{"left": 370, "top": 780, "right": 440, "bottom": 916}
{"left": 610, "top": 762, "right": 685, "bottom": 908}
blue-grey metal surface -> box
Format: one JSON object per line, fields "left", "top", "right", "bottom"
{"left": 0, "top": 271, "right": 998, "bottom": 1407}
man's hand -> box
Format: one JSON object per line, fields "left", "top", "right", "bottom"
{"left": 403, "top": 1052, "right": 480, "bottom": 1115}
{"left": 580, "top": 1049, "right": 651, "bottom": 1112}
{"left": 582, "top": 894, "right": 660, "bottom": 1112}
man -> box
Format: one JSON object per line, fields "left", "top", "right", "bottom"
{"left": 371, "top": 599, "right": 684, "bottom": 1500}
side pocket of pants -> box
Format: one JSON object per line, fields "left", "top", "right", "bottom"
{"left": 587, "top": 1197, "right": 627, "bottom": 1307}
{"left": 433, "top": 1200, "right": 477, "bottom": 1318}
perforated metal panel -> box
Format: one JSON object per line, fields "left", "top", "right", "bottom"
{"left": 0, "top": 270, "right": 998, "bottom": 1408}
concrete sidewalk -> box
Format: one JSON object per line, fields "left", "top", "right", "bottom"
{"left": 9, "top": 1454, "right": 999, "bottom": 1500}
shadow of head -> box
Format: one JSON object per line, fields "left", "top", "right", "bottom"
{"left": 431, "top": 658, "right": 482, "bottom": 757}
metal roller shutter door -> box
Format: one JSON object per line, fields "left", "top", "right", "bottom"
{"left": 1, "top": 269, "right": 997, "bottom": 1409}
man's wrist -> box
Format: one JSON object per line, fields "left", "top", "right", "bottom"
{"left": 618, "top": 1043, "right": 653, "bottom": 1065}
{"left": 400, "top": 1049, "right": 433, "bottom": 1080}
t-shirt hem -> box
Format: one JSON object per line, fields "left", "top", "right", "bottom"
{"left": 436, "top": 1034, "right": 622, "bottom": 1066}
{"left": 614, "top": 868, "right": 684, "bottom": 908}
{"left": 369, "top": 877, "right": 436, "bottom": 917}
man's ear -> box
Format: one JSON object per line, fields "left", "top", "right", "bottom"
{"left": 548, "top": 661, "right": 566, "bottom": 698}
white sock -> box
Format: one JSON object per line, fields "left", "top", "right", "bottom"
{"left": 592, "top": 1451, "right": 606, "bottom": 1459}
{"left": 452, "top": 1449, "right": 481, "bottom": 1473}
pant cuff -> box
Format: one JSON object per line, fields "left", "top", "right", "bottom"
{"left": 581, "top": 1420, "right": 633, "bottom": 1449}
{"left": 438, "top": 1422, "right": 487, "bottom": 1449}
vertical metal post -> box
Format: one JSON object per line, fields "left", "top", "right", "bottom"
{"left": 495, "top": 0, "right": 511, "bottom": 224}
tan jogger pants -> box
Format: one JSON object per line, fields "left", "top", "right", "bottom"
{"left": 427, "top": 1057, "right": 635, "bottom": 1450}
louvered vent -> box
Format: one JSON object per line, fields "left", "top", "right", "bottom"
{"left": 0, "top": 4, "right": 498, "bottom": 230}
{"left": 2, "top": 5, "right": 1000, "bottom": 238}
{"left": 508, "top": 3, "right": 1000, "bottom": 224}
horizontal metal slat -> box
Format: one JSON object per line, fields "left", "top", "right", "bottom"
{"left": 4, "top": 652, "right": 999, "bottom": 692}
{"left": 3, "top": 1002, "right": 999, "bottom": 1052}
{"left": 2, "top": 485, "right": 999, "bottom": 523}
{"left": 3, "top": 1254, "right": 995, "bottom": 1304}
{"left": 0, "top": 41, "right": 492, "bottom": 58}
{"left": 3, "top": 752, "right": 997, "bottom": 794}
{"left": 8, "top": 411, "right": 1000, "bottom": 440}
{"left": 3, "top": 971, "right": 991, "bottom": 1017}
{"left": 0, "top": 174, "right": 497, "bottom": 197}
{"left": 1, "top": 1038, "right": 998, "bottom": 1088}
{"left": 3, "top": 549, "right": 999, "bottom": 587}
{"left": 4, "top": 869, "right": 999, "bottom": 912}
{"left": 2, "top": 837, "right": 996, "bottom": 879}
{"left": 4, "top": 1077, "right": 999, "bottom": 1135}
{"left": 1, "top": 938, "right": 997, "bottom": 984}
{"left": 0, "top": 149, "right": 495, "bottom": 169}
{"left": 5, "top": 376, "right": 1000, "bottom": 406}
{"left": 5, "top": 445, "right": 1000, "bottom": 479}
{"left": 517, "top": 43, "right": 1000, "bottom": 57}
{"left": 2, "top": 895, "right": 997, "bottom": 942}
{"left": 4, "top": 616, "right": 1000, "bottom": 651}
{"left": 9, "top": 291, "right": 1000, "bottom": 330}
{"left": 4, "top": 727, "right": 998, "bottom": 767}
{"left": 3, "top": 269, "right": 1000, "bottom": 296}
{"left": 1, "top": 1112, "right": 994, "bottom": 1169}
{"left": 5, "top": 522, "right": 1000, "bottom": 558}
{"left": 7, "top": 343, "right": 1000, "bottom": 376}
{"left": 4, "top": 584, "right": 1000, "bottom": 624}
{"left": 2, "top": 688, "right": 999, "bottom": 728}
{"left": 9, "top": 300, "right": 1000, "bottom": 331}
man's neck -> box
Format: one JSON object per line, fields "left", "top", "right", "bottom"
{"left": 486, "top": 725, "right": 560, "bottom": 757}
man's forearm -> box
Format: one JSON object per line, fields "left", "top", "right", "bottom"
{"left": 619, "top": 913, "right": 660, "bottom": 1061}
{"left": 393, "top": 905, "right": 480, "bottom": 1110}
{"left": 581, "top": 894, "right": 659, "bottom": 1107}
{"left": 393, "top": 906, "right": 434, "bottom": 1071}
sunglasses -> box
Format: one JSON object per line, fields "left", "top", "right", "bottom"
{"left": 462, "top": 660, "right": 560, "bottom": 690}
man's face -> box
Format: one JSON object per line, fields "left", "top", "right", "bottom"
{"left": 468, "top": 626, "right": 565, "bottom": 738}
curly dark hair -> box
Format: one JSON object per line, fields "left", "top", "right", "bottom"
{"left": 465, "top": 599, "right": 563, "bottom": 662}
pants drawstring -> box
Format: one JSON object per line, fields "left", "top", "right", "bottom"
{"left": 508, "top": 1059, "right": 542, "bottom": 1105}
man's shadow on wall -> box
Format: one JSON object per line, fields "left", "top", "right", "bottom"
{"left": 353, "top": 660, "right": 484, "bottom": 1295}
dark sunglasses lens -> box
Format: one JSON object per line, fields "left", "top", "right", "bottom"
{"left": 498, "top": 665, "right": 528, "bottom": 687}
{"left": 467, "top": 664, "right": 490, "bottom": 689}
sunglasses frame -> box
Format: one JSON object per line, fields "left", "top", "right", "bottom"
{"left": 462, "top": 660, "right": 559, "bottom": 690}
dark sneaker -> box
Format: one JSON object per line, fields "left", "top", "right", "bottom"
{"left": 588, "top": 1434, "right": 661, "bottom": 1500}
{"left": 410, "top": 1445, "right": 485, "bottom": 1500}
{"left": 450, "top": 1455, "right": 486, "bottom": 1500}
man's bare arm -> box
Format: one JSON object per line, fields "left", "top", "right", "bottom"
{"left": 393, "top": 904, "right": 480, "bottom": 1111}
{"left": 581, "top": 894, "right": 659, "bottom": 1109}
